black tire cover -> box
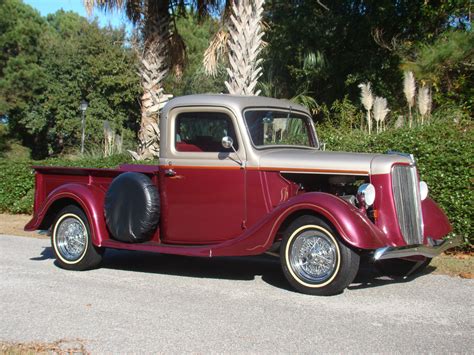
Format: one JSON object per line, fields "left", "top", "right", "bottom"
{"left": 104, "top": 172, "right": 160, "bottom": 243}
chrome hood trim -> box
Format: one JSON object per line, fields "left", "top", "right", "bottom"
{"left": 257, "top": 149, "right": 412, "bottom": 175}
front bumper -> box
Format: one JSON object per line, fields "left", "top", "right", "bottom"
{"left": 373, "top": 235, "right": 463, "bottom": 261}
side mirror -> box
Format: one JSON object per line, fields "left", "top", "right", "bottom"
{"left": 320, "top": 141, "right": 327, "bottom": 151}
{"left": 221, "top": 136, "right": 244, "bottom": 167}
{"left": 221, "top": 136, "right": 234, "bottom": 149}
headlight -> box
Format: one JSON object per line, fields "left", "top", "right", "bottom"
{"left": 419, "top": 181, "right": 428, "bottom": 200}
{"left": 357, "top": 183, "right": 376, "bottom": 207}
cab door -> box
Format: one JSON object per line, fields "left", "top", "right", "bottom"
{"left": 159, "top": 108, "right": 246, "bottom": 245}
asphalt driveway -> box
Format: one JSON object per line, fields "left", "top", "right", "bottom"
{"left": 1, "top": 234, "right": 472, "bottom": 353}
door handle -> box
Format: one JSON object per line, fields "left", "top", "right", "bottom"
{"left": 165, "top": 169, "right": 177, "bottom": 177}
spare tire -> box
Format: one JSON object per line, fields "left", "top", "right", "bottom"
{"left": 104, "top": 172, "right": 160, "bottom": 243}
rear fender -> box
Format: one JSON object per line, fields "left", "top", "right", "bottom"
{"left": 24, "top": 183, "right": 108, "bottom": 246}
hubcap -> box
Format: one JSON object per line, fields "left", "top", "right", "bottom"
{"left": 56, "top": 217, "right": 87, "bottom": 261}
{"left": 290, "top": 229, "right": 337, "bottom": 283}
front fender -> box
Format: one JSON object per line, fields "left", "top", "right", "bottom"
{"left": 209, "top": 192, "right": 390, "bottom": 257}
{"left": 272, "top": 192, "right": 389, "bottom": 250}
{"left": 24, "top": 183, "right": 108, "bottom": 246}
{"left": 422, "top": 197, "right": 452, "bottom": 239}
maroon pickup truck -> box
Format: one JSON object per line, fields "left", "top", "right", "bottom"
{"left": 25, "top": 95, "right": 460, "bottom": 295}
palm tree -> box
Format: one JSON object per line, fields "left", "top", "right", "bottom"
{"left": 84, "top": 0, "right": 227, "bottom": 159}
{"left": 224, "top": 0, "right": 265, "bottom": 96}
{"left": 203, "top": 0, "right": 265, "bottom": 96}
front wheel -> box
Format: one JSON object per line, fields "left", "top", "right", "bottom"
{"left": 51, "top": 205, "right": 103, "bottom": 270}
{"left": 281, "top": 215, "right": 360, "bottom": 296}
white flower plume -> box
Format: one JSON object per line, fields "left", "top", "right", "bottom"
{"left": 403, "top": 71, "right": 416, "bottom": 108}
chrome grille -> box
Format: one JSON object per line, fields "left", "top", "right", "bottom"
{"left": 391, "top": 165, "right": 423, "bottom": 245}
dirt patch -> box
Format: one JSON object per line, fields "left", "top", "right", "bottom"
{"left": 431, "top": 253, "right": 474, "bottom": 278}
{"left": 0, "top": 338, "right": 88, "bottom": 354}
{"left": 0, "top": 214, "right": 46, "bottom": 239}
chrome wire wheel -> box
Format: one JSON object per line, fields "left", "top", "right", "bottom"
{"left": 289, "top": 228, "right": 339, "bottom": 284}
{"left": 54, "top": 214, "right": 88, "bottom": 263}
{"left": 281, "top": 216, "right": 360, "bottom": 296}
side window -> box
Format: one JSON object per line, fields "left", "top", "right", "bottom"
{"left": 175, "top": 112, "right": 239, "bottom": 152}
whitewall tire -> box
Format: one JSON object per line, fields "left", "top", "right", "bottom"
{"left": 280, "top": 215, "right": 359, "bottom": 296}
{"left": 51, "top": 205, "right": 103, "bottom": 270}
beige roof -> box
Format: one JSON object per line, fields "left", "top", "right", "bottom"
{"left": 162, "top": 94, "right": 310, "bottom": 118}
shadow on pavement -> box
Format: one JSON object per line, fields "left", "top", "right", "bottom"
{"left": 30, "top": 246, "right": 55, "bottom": 261}
{"left": 348, "top": 260, "right": 435, "bottom": 290}
{"left": 31, "top": 246, "right": 436, "bottom": 293}
{"left": 101, "top": 249, "right": 294, "bottom": 292}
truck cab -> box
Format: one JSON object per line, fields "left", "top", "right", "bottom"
{"left": 25, "top": 94, "right": 459, "bottom": 295}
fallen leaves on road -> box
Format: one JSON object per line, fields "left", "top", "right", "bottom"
{"left": 0, "top": 338, "right": 88, "bottom": 354}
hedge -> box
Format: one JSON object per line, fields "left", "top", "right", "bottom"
{"left": 0, "top": 120, "right": 472, "bottom": 247}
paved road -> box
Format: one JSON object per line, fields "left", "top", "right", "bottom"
{"left": 1, "top": 234, "right": 473, "bottom": 353}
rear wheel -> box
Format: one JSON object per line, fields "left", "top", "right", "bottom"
{"left": 281, "top": 215, "right": 360, "bottom": 296}
{"left": 51, "top": 205, "right": 103, "bottom": 270}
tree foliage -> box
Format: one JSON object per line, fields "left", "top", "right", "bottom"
{"left": 0, "top": 0, "right": 141, "bottom": 159}
{"left": 262, "top": 0, "right": 471, "bottom": 112}
{"left": 402, "top": 30, "right": 473, "bottom": 112}
{"left": 164, "top": 12, "right": 227, "bottom": 96}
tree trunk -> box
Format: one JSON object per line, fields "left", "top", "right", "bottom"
{"left": 225, "top": 0, "right": 265, "bottom": 96}
{"left": 134, "top": 9, "right": 171, "bottom": 160}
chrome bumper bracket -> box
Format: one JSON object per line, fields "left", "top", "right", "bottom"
{"left": 373, "top": 235, "right": 463, "bottom": 261}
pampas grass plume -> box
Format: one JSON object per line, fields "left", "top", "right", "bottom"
{"left": 373, "top": 96, "right": 390, "bottom": 133}
{"left": 358, "top": 82, "right": 374, "bottom": 134}
{"left": 418, "top": 85, "right": 431, "bottom": 124}
{"left": 403, "top": 71, "right": 416, "bottom": 107}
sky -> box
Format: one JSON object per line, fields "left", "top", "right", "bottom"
{"left": 23, "top": 0, "right": 132, "bottom": 30}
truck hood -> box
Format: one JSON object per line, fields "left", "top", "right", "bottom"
{"left": 257, "top": 149, "right": 412, "bottom": 175}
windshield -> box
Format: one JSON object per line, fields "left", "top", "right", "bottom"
{"left": 244, "top": 110, "right": 317, "bottom": 148}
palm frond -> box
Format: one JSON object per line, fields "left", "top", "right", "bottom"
{"left": 290, "top": 92, "right": 318, "bottom": 115}
{"left": 203, "top": 29, "right": 229, "bottom": 77}
{"left": 83, "top": 0, "right": 150, "bottom": 24}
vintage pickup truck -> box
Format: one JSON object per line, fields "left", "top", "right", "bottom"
{"left": 25, "top": 95, "right": 460, "bottom": 295}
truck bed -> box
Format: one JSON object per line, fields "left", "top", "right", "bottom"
{"left": 25, "top": 164, "right": 159, "bottom": 230}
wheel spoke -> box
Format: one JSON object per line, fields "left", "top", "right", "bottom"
{"left": 56, "top": 216, "right": 87, "bottom": 261}
{"left": 290, "top": 229, "right": 338, "bottom": 284}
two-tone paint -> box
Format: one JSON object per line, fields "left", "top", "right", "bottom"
{"left": 26, "top": 95, "right": 452, "bottom": 257}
